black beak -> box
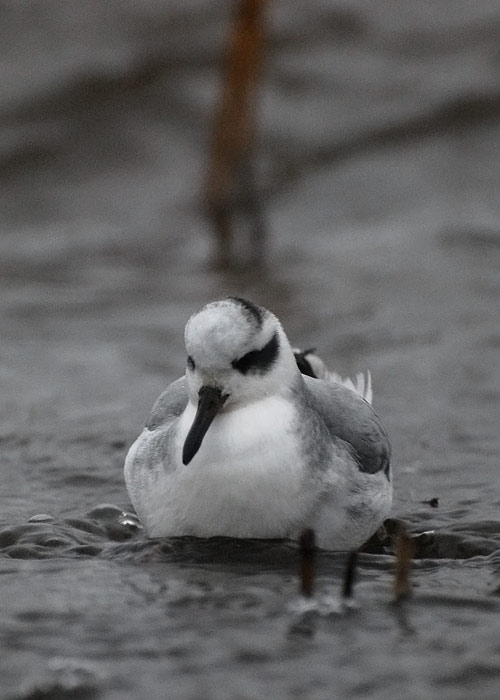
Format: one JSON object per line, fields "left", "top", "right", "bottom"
{"left": 182, "top": 386, "right": 227, "bottom": 465}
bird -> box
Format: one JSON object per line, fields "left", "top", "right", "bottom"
{"left": 124, "top": 297, "right": 392, "bottom": 550}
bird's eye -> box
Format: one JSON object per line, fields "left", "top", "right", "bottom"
{"left": 187, "top": 355, "right": 195, "bottom": 371}
{"left": 232, "top": 332, "right": 279, "bottom": 374}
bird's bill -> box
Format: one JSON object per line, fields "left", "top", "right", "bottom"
{"left": 182, "top": 386, "right": 227, "bottom": 465}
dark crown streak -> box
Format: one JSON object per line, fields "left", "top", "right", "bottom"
{"left": 232, "top": 332, "right": 279, "bottom": 374}
{"left": 227, "top": 297, "right": 263, "bottom": 328}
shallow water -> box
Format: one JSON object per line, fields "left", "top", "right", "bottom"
{"left": 2, "top": 1, "right": 500, "bottom": 698}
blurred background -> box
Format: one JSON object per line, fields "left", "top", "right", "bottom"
{"left": 2, "top": 0, "right": 500, "bottom": 526}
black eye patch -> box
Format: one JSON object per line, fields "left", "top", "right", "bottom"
{"left": 232, "top": 332, "right": 279, "bottom": 374}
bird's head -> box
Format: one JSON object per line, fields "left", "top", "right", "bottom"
{"left": 182, "top": 297, "right": 299, "bottom": 464}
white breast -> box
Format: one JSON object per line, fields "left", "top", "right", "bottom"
{"left": 140, "top": 396, "right": 314, "bottom": 538}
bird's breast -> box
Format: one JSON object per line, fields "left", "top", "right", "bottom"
{"left": 166, "top": 396, "right": 313, "bottom": 538}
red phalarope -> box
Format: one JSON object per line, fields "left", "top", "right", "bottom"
{"left": 124, "top": 297, "right": 391, "bottom": 550}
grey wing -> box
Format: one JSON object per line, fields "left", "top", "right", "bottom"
{"left": 125, "top": 377, "right": 188, "bottom": 486}
{"left": 304, "top": 376, "right": 391, "bottom": 478}
{"left": 145, "top": 376, "right": 189, "bottom": 431}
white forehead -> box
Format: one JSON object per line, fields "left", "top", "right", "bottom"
{"left": 184, "top": 299, "right": 270, "bottom": 367}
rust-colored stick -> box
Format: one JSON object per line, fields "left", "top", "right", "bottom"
{"left": 205, "top": 0, "right": 268, "bottom": 265}
{"left": 393, "top": 524, "right": 413, "bottom": 602}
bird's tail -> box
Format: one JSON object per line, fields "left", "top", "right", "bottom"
{"left": 293, "top": 348, "right": 373, "bottom": 404}
{"left": 327, "top": 370, "right": 373, "bottom": 405}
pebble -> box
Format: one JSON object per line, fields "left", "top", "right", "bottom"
{"left": 28, "top": 514, "right": 54, "bottom": 523}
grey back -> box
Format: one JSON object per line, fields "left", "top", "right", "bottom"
{"left": 303, "top": 376, "right": 391, "bottom": 478}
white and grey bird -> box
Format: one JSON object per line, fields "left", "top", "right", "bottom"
{"left": 124, "top": 297, "right": 392, "bottom": 550}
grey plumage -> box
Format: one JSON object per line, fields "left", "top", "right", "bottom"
{"left": 145, "top": 377, "right": 188, "bottom": 431}
{"left": 301, "top": 376, "right": 391, "bottom": 477}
